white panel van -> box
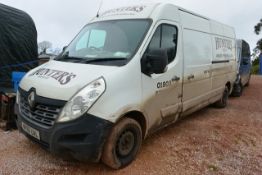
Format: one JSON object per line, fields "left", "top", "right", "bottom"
{"left": 16, "top": 3, "right": 237, "bottom": 169}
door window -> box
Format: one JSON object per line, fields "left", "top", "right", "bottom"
{"left": 147, "top": 24, "right": 178, "bottom": 63}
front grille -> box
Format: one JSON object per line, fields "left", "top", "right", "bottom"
{"left": 19, "top": 97, "right": 61, "bottom": 128}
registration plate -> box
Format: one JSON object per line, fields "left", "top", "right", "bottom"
{"left": 22, "top": 122, "right": 40, "bottom": 140}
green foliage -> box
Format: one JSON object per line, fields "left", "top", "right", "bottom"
{"left": 257, "top": 39, "right": 262, "bottom": 51}
{"left": 252, "top": 64, "right": 259, "bottom": 74}
{"left": 254, "top": 18, "right": 262, "bottom": 52}
{"left": 254, "top": 18, "right": 262, "bottom": 35}
{"left": 252, "top": 57, "right": 259, "bottom": 65}
{"left": 252, "top": 57, "right": 260, "bottom": 75}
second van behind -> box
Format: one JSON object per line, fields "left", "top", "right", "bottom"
{"left": 232, "top": 39, "right": 252, "bottom": 97}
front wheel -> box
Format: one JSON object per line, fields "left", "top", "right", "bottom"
{"left": 214, "top": 86, "right": 229, "bottom": 108}
{"left": 102, "top": 118, "right": 142, "bottom": 169}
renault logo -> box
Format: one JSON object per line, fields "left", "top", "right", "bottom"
{"left": 28, "top": 91, "right": 36, "bottom": 109}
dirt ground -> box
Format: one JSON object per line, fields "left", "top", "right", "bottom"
{"left": 0, "top": 76, "right": 261, "bottom": 175}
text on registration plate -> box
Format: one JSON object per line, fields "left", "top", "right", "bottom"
{"left": 22, "top": 122, "right": 40, "bottom": 140}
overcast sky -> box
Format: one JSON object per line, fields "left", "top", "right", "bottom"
{"left": 1, "top": 0, "right": 261, "bottom": 51}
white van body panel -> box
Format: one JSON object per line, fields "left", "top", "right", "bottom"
{"left": 19, "top": 3, "right": 237, "bottom": 136}
{"left": 88, "top": 54, "right": 143, "bottom": 122}
{"left": 20, "top": 61, "right": 123, "bottom": 101}
{"left": 180, "top": 10, "right": 236, "bottom": 115}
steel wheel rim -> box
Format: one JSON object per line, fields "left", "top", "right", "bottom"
{"left": 116, "top": 130, "right": 135, "bottom": 157}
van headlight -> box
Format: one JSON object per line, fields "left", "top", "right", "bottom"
{"left": 57, "top": 77, "right": 106, "bottom": 123}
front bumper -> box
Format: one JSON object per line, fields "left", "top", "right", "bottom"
{"left": 16, "top": 106, "right": 113, "bottom": 162}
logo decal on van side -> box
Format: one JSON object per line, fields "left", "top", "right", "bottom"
{"left": 215, "top": 37, "right": 232, "bottom": 51}
{"left": 29, "top": 68, "right": 76, "bottom": 85}
{"left": 215, "top": 37, "right": 234, "bottom": 59}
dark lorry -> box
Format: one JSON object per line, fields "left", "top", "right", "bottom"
{"left": 0, "top": 3, "right": 38, "bottom": 90}
{"left": 0, "top": 3, "right": 38, "bottom": 129}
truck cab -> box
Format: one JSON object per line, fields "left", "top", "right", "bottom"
{"left": 16, "top": 3, "right": 237, "bottom": 169}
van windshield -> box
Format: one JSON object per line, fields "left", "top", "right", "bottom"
{"left": 56, "top": 19, "right": 151, "bottom": 66}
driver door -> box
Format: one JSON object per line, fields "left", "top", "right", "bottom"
{"left": 141, "top": 21, "right": 183, "bottom": 133}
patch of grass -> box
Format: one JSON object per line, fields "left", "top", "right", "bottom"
{"left": 251, "top": 64, "right": 259, "bottom": 74}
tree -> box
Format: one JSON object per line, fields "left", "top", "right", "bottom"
{"left": 254, "top": 19, "right": 262, "bottom": 51}
{"left": 257, "top": 38, "right": 262, "bottom": 51}
{"left": 254, "top": 18, "right": 262, "bottom": 35}
{"left": 38, "top": 41, "right": 52, "bottom": 54}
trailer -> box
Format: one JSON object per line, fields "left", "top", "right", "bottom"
{"left": 0, "top": 3, "right": 38, "bottom": 130}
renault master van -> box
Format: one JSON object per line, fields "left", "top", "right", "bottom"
{"left": 16, "top": 3, "right": 237, "bottom": 169}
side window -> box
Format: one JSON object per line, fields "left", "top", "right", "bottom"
{"left": 148, "top": 27, "right": 161, "bottom": 50}
{"left": 147, "top": 24, "right": 178, "bottom": 63}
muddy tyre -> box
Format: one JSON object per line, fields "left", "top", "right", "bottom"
{"left": 102, "top": 118, "right": 142, "bottom": 169}
{"left": 232, "top": 82, "right": 242, "bottom": 97}
{"left": 214, "top": 86, "right": 229, "bottom": 108}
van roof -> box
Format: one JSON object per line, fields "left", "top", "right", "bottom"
{"left": 90, "top": 3, "right": 234, "bottom": 37}
{"left": 92, "top": 3, "right": 223, "bottom": 21}
{"left": 92, "top": 3, "right": 160, "bottom": 21}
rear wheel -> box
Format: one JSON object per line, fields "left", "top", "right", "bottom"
{"left": 102, "top": 118, "right": 142, "bottom": 169}
{"left": 232, "top": 81, "right": 243, "bottom": 97}
{"left": 214, "top": 86, "right": 229, "bottom": 108}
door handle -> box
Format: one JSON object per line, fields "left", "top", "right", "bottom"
{"left": 172, "top": 76, "right": 180, "bottom": 82}
{"left": 188, "top": 74, "right": 195, "bottom": 80}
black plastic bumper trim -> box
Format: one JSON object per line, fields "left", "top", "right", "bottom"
{"left": 17, "top": 112, "right": 113, "bottom": 162}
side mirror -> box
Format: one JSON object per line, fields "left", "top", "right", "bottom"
{"left": 141, "top": 49, "right": 168, "bottom": 75}
{"left": 62, "top": 46, "right": 68, "bottom": 52}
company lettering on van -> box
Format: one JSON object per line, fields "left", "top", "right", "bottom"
{"left": 29, "top": 68, "right": 76, "bottom": 85}
{"left": 215, "top": 37, "right": 234, "bottom": 59}
{"left": 101, "top": 6, "right": 146, "bottom": 16}
{"left": 215, "top": 37, "right": 233, "bottom": 51}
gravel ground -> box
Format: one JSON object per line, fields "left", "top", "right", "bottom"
{"left": 0, "top": 76, "right": 262, "bottom": 175}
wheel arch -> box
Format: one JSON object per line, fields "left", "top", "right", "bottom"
{"left": 226, "top": 81, "right": 232, "bottom": 93}
{"left": 118, "top": 111, "right": 147, "bottom": 139}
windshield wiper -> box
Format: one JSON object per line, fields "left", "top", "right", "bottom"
{"left": 55, "top": 55, "right": 83, "bottom": 62}
{"left": 81, "top": 58, "right": 127, "bottom": 63}
{"left": 55, "top": 52, "right": 83, "bottom": 62}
